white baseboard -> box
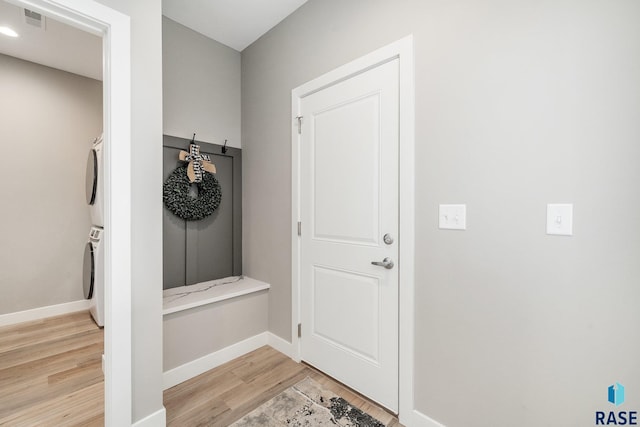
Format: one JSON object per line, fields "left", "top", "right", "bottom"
{"left": 408, "top": 409, "right": 446, "bottom": 427}
{"left": 163, "top": 332, "right": 269, "bottom": 390}
{"left": 132, "top": 407, "right": 166, "bottom": 427}
{"left": 0, "top": 300, "right": 90, "bottom": 327}
{"left": 162, "top": 329, "right": 441, "bottom": 427}
{"left": 267, "top": 332, "right": 293, "bottom": 358}
{"left": 162, "top": 332, "right": 296, "bottom": 391}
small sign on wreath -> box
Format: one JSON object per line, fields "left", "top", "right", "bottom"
{"left": 163, "top": 140, "right": 222, "bottom": 221}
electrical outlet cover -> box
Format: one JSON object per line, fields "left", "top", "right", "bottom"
{"left": 439, "top": 204, "right": 467, "bottom": 230}
{"left": 547, "top": 204, "right": 573, "bottom": 236}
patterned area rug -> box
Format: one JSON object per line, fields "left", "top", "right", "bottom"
{"left": 231, "top": 377, "right": 386, "bottom": 426}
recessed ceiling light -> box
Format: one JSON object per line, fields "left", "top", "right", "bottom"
{"left": 0, "top": 26, "right": 19, "bottom": 38}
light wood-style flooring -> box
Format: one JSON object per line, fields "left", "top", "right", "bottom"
{"left": 164, "top": 345, "right": 402, "bottom": 426}
{"left": 0, "top": 311, "right": 104, "bottom": 426}
{"left": 1, "top": 312, "right": 401, "bottom": 426}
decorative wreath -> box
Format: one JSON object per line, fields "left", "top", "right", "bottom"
{"left": 163, "top": 165, "right": 222, "bottom": 221}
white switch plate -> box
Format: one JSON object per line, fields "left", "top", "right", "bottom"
{"left": 439, "top": 204, "right": 467, "bottom": 230}
{"left": 547, "top": 204, "right": 573, "bottom": 236}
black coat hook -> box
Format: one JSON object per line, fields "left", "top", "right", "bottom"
{"left": 190, "top": 133, "right": 196, "bottom": 144}
{"left": 222, "top": 139, "right": 228, "bottom": 154}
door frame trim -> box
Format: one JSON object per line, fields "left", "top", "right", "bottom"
{"left": 7, "top": 0, "right": 133, "bottom": 424}
{"left": 291, "top": 35, "right": 415, "bottom": 421}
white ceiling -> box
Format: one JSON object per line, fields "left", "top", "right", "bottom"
{"left": 0, "top": 0, "right": 307, "bottom": 81}
{"left": 162, "top": 0, "right": 308, "bottom": 52}
{"left": 0, "top": 0, "right": 102, "bottom": 80}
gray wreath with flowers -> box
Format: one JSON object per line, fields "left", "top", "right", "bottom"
{"left": 163, "top": 165, "right": 222, "bottom": 221}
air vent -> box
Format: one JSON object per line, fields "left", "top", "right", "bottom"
{"left": 24, "top": 9, "right": 46, "bottom": 29}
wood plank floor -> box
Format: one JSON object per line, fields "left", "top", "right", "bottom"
{"left": 164, "top": 345, "right": 403, "bottom": 426}
{"left": 1, "top": 312, "right": 401, "bottom": 426}
{"left": 0, "top": 311, "right": 104, "bottom": 427}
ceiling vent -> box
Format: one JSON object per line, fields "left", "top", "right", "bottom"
{"left": 24, "top": 9, "right": 46, "bottom": 30}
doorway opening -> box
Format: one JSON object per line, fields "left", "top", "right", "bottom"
{"left": 291, "top": 35, "right": 415, "bottom": 423}
{"left": 1, "top": 0, "right": 132, "bottom": 424}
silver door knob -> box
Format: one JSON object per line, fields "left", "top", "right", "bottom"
{"left": 371, "top": 257, "right": 394, "bottom": 269}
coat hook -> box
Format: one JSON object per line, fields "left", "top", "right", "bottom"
{"left": 190, "top": 133, "right": 196, "bottom": 144}
{"left": 222, "top": 139, "right": 228, "bottom": 154}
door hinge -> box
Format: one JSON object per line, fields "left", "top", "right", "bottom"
{"left": 297, "top": 323, "right": 302, "bottom": 338}
{"left": 297, "top": 221, "right": 301, "bottom": 236}
{"left": 295, "top": 116, "right": 303, "bottom": 134}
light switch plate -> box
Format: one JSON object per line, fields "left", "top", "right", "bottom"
{"left": 547, "top": 204, "right": 573, "bottom": 236}
{"left": 439, "top": 204, "right": 467, "bottom": 230}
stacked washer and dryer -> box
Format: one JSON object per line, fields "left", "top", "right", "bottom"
{"left": 83, "top": 135, "right": 104, "bottom": 327}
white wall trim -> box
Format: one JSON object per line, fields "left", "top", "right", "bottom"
{"left": 267, "top": 332, "right": 294, "bottom": 358}
{"left": 131, "top": 407, "right": 166, "bottom": 427}
{"left": 9, "top": 1, "right": 133, "bottom": 425}
{"left": 291, "top": 35, "right": 415, "bottom": 420}
{"left": 0, "top": 300, "right": 90, "bottom": 327}
{"left": 163, "top": 332, "right": 295, "bottom": 391}
{"left": 396, "top": 34, "right": 417, "bottom": 423}
{"left": 407, "top": 410, "right": 447, "bottom": 427}
{"left": 163, "top": 332, "right": 268, "bottom": 390}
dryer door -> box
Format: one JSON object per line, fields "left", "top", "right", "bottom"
{"left": 86, "top": 149, "right": 98, "bottom": 205}
{"left": 83, "top": 242, "right": 95, "bottom": 299}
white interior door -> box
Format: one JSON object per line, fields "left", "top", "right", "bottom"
{"left": 299, "top": 58, "right": 399, "bottom": 412}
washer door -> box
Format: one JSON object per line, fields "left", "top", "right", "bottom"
{"left": 86, "top": 149, "right": 98, "bottom": 205}
{"left": 83, "top": 242, "right": 94, "bottom": 299}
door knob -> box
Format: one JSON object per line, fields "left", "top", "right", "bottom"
{"left": 371, "top": 257, "right": 394, "bottom": 269}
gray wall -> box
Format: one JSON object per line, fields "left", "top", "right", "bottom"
{"left": 241, "top": 1, "right": 640, "bottom": 426}
{"left": 163, "top": 135, "right": 242, "bottom": 289}
{"left": 0, "top": 54, "right": 101, "bottom": 315}
{"left": 96, "top": 0, "right": 164, "bottom": 423}
{"left": 163, "top": 16, "right": 242, "bottom": 148}
{"left": 163, "top": 291, "right": 268, "bottom": 371}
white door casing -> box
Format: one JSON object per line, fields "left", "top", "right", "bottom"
{"left": 299, "top": 58, "right": 399, "bottom": 411}
{"left": 6, "top": 0, "right": 133, "bottom": 425}
{"left": 292, "top": 35, "right": 415, "bottom": 424}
